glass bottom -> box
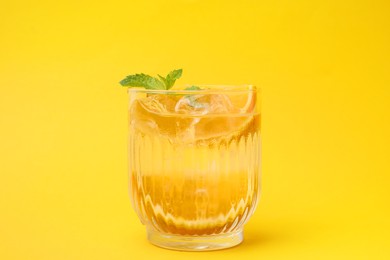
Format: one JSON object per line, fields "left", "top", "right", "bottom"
{"left": 146, "top": 228, "right": 244, "bottom": 251}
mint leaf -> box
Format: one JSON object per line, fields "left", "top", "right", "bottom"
{"left": 120, "top": 73, "right": 165, "bottom": 89}
{"left": 165, "top": 69, "right": 183, "bottom": 89}
{"left": 157, "top": 74, "right": 168, "bottom": 87}
{"left": 185, "top": 85, "right": 201, "bottom": 91}
{"left": 183, "top": 86, "right": 205, "bottom": 108}
{"left": 120, "top": 69, "right": 183, "bottom": 90}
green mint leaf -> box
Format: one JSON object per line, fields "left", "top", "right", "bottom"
{"left": 120, "top": 73, "right": 165, "bottom": 89}
{"left": 184, "top": 85, "right": 201, "bottom": 90}
{"left": 165, "top": 69, "right": 183, "bottom": 89}
{"left": 183, "top": 86, "right": 205, "bottom": 108}
{"left": 157, "top": 74, "right": 168, "bottom": 88}
{"left": 120, "top": 69, "right": 183, "bottom": 90}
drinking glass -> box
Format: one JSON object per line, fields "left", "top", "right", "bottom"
{"left": 128, "top": 85, "right": 261, "bottom": 251}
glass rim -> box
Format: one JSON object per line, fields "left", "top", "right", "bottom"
{"left": 126, "top": 84, "right": 259, "bottom": 94}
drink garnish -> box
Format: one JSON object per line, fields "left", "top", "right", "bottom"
{"left": 120, "top": 69, "right": 183, "bottom": 90}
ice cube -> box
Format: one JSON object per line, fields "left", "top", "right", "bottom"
{"left": 175, "top": 94, "right": 209, "bottom": 115}
{"left": 139, "top": 94, "right": 178, "bottom": 114}
{"left": 130, "top": 93, "right": 254, "bottom": 144}
{"left": 130, "top": 95, "right": 196, "bottom": 142}
{"left": 175, "top": 94, "right": 235, "bottom": 115}
{"left": 207, "top": 94, "right": 235, "bottom": 113}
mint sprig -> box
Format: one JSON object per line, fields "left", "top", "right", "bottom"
{"left": 184, "top": 85, "right": 201, "bottom": 91}
{"left": 161, "top": 69, "right": 183, "bottom": 89}
{"left": 119, "top": 73, "right": 165, "bottom": 89}
{"left": 120, "top": 69, "right": 182, "bottom": 90}
{"left": 183, "top": 85, "right": 205, "bottom": 108}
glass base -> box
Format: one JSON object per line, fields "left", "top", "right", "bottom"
{"left": 146, "top": 228, "right": 243, "bottom": 251}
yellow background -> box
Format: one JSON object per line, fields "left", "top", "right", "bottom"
{"left": 1, "top": 0, "right": 389, "bottom": 259}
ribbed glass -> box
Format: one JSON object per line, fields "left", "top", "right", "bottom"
{"left": 128, "top": 86, "right": 261, "bottom": 250}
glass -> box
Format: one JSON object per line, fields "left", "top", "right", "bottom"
{"left": 127, "top": 85, "right": 261, "bottom": 251}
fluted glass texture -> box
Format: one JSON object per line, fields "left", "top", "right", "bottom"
{"left": 128, "top": 86, "right": 261, "bottom": 237}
